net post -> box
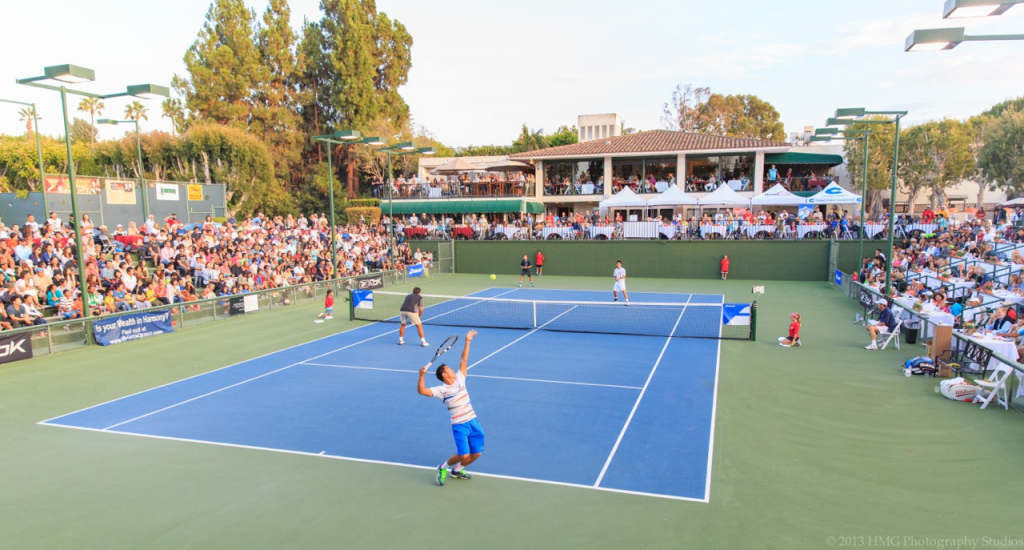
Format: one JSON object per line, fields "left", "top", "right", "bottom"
{"left": 348, "top": 289, "right": 355, "bottom": 321}
{"left": 750, "top": 301, "right": 758, "bottom": 341}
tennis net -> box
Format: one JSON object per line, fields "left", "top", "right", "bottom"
{"left": 351, "top": 291, "right": 755, "bottom": 340}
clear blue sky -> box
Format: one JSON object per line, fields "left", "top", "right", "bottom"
{"left": 2, "top": 0, "right": 1022, "bottom": 146}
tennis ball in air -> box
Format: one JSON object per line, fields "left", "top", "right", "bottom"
{"left": 490, "top": 274, "right": 496, "bottom": 280}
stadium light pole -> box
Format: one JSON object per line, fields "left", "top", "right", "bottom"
{"left": 827, "top": 109, "right": 908, "bottom": 296}
{"left": 311, "top": 131, "right": 385, "bottom": 278}
{"left": 382, "top": 143, "right": 436, "bottom": 269}
{"left": 942, "top": 0, "right": 1022, "bottom": 18}
{"left": 811, "top": 128, "right": 873, "bottom": 267}
{"left": 17, "top": 64, "right": 169, "bottom": 322}
{"left": 97, "top": 118, "right": 148, "bottom": 220}
{"left": 0, "top": 98, "right": 48, "bottom": 218}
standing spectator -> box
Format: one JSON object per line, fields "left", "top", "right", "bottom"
{"left": 535, "top": 250, "right": 545, "bottom": 276}
{"left": 720, "top": 255, "right": 730, "bottom": 280}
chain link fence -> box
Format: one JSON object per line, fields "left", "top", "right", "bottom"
{"left": 8, "top": 266, "right": 453, "bottom": 359}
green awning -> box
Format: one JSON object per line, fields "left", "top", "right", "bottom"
{"left": 765, "top": 152, "right": 844, "bottom": 166}
{"left": 383, "top": 199, "right": 532, "bottom": 214}
{"left": 524, "top": 201, "right": 545, "bottom": 214}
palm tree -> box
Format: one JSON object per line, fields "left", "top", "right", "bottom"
{"left": 161, "top": 98, "right": 184, "bottom": 137}
{"left": 17, "top": 107, "right": 39, "bottom": 137}
{"left": 77, "top": 97, "right": 104, "bottom": 145}
{"left": 124, "top": 101, "right": 149, "bottom": 129}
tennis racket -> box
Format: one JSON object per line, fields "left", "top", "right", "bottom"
{"left": 426, "top": 335, "right": 459, "bottom": 368}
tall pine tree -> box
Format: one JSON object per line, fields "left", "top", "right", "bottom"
{"left": 253, "top": 0, "right": 305, "bottom": 186}
{"left": 172, "top": 0, "right": 261, "bottom": 129}
{"left": 300, "top": 0, "right": 413, "bottom": 197}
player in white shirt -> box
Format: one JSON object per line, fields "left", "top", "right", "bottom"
{"left": 613, "top": 260, "right": 629, "bottom": 304}
{"left": 417, "top": 330, "right": 483, "bottom": 486}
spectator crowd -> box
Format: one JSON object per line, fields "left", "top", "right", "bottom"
{"left": 0, "top": 210, "right": 432, "bottom": 331}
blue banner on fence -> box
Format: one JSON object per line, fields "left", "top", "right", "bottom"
{"left": 93, "top": 310, "right": 175, "bottom": 346}
{"left": 834, "top": 269, "right": 843, "bottom": 286}
{"left": 407, "top": 264, "right": 424, "bottom": 278}
{"left": 353, "top": 290, "right": 374, "bottom": 309}
{"left": 722, "top": 304, "right": 751, "bottom": 326}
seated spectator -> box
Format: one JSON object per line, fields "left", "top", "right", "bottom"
{"left": 865, "top": 301, "right": 896, "bottom": 350}
{"left": 6, "top": 296, "right": 47, "bottom": 330}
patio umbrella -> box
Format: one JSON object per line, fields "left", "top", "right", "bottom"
{"left": 430, "top": 158, "right": 484, "bottom": 175}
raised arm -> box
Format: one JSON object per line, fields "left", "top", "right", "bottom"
{"left": 459, "top": 330, "right": 478, "bottom": 376}
{"left": 417, "top": 365, "right": 433, "bottom": 397}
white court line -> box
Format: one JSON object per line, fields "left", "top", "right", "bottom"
{"left": 466, "top": 305, "right": 578, "bottom": 370}
{"left": 101, "top": 327, "right": 401, "bottom": 431}
{"left": 41, "top": 287, "right": 518, "bottom": 429}
{"left": 38, "top": 423, "right": 707, "bottom": 503}
{"left": 593, "top": 295, "right": 691, "bottom": 487}
{"left": 300, "top": 362, "right": 643, "bottom": 390}
{"left": 703, "top": 305, "right": 724, "bottom": 502}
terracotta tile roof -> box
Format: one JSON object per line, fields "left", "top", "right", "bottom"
{"left": 509, "top": 129, "right": 788, "bottom": 159}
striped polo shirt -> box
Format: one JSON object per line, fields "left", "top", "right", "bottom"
{"left": 431, "top": 371, "right": 476, "bottom": 425}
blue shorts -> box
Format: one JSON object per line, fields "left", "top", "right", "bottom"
{"left": 325, "top": 306, "right": 334, "bottom": 314}
{"left": 451, "top": 418, "right": 485, "bottom": 455}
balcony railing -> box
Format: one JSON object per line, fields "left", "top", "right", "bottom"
{"left": 381, "top": 181, "right": 534, "bottom": 200}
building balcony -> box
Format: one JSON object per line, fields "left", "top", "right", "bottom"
{"left": 384, "top": 181, "right": 534, "bottom": 200}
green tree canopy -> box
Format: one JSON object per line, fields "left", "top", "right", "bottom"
{"left": 70, "top": 118, "right": 98, "bottom": 145}
{"left": 979, "top": 110, "right": 1024, "bottom": 195}
{"left": 662, "top": 84, "right": 784, "bottom": 141}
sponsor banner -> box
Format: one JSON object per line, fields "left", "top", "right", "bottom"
{"left": 356, "top": 274, "right": 384, "bottom": 290}
{"left": 228, "top": 294, "right": 259, "bottom": 315}
{"left": 353, "top": 290, "right": 373, "bottom": 309}
{"left": 0, "top": 332, "right": 34, "bottom": 364}
{"left": 156, "top": 182, "right": 179, "bottom": 201}
{"left": 834, "top": 269, "right": 843, "bottom": 286}
{"left": 105, "top": 179, "right": 137, "bottom": 205}
{"left": 859, "top": 287, "right": 875, "bottom": 309}
{"left": 407, "top": 264, "right": 424, "bottom": 278}
{"left": 93, "top": 310, "right": 174, "bottom": 346}
{"left": 722, "top": 304, "right": 751, "bottom": 326}
{"left": 44, "top": 175, "right": 101, "bottom": 195}
{"left": 187, "top": 184, "right": 203, "bottom": 201}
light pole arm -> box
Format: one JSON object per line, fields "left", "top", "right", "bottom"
{"left": 963, "top": 33, "right": 1024, "bottom": 41}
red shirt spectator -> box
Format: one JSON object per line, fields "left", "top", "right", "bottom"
{"left": 921, "top": 207, "right": 935, "bottom": 223}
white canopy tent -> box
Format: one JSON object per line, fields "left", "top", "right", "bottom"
{"left": 697, "top": 184, "right": 750, "bottom": 206}
{"left": 1000, "top": 197, "right": 1024, "bottom": 206}
{"left": 599, "top": 187, "right": 649, "bottom": 208}
{"left": 805, "top": 182, "right": 863, "bottom": 205}
{"left": 751, "top": 183, "right": 806, "bottom": 206}
{"left": 647, "top": 185, "right": 699, "bottom": 206}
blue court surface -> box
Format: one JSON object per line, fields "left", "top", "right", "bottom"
{"left": 41, "top": 288, "right": 722, "bottom": 502}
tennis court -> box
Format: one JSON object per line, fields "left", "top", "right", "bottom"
{"left": 40, "top": 287, "right": 723, "bottom": 501}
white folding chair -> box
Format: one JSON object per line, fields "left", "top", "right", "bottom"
{"left": 878, "top": 319, "right": 903, "bottom": 350}
{"left": 972, "top": 365, "right": 1012, "bottom": 410}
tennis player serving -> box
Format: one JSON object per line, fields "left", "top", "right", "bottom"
{"left": 417, "top": 329, "right": 484, "bottom": 486}
{"left": 613, "top": 260, "right": 629, "bottom": 304}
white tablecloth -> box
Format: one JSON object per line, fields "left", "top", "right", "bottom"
{"left": 700, "top": 224, "right": 727, "bottom": 238}
{"left": 493, "top": 225, "right": 521, "bottom": 239}
{"left": 427, "top": 187, "right": 442, "bottom": 198}
{"left": 655, "top": 181, "right": 668, "bottom": 193}
{"left": 727, "top": 180, "right": 743, "bottom": 191}
{"left": 541, "top": 227, "right": 575, "bottom": 239}
{"left": 798, "top": 224, "right": 828, "bottom": 239}
{"left": 906, "top": 223, "right": 938, "bottom": 234}
{"left": 581, "top": 183, "right": 595, "bottom": 194}
{"left": 961, "top": 334, "right": 1020, "bottom": 383}
{"left": 991, "top": 290, "right": 1024, "bottom": 305}
{"left": 970, "top": 261, "right": 1024, "bottom": 285}
{"left": 588, "top": 226, "right": 614, "bottom": 239}
{"left": 864, "top": 223, "right": 888, "bottom": 239}
{"left": 659, "top": 225, "right": 678, "bottom": 239}
{"left": 745, "top": 224, "right": 776, "bottom": 238}
{"left": 622, "top": 221, "right": 658, "bottom": 239}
